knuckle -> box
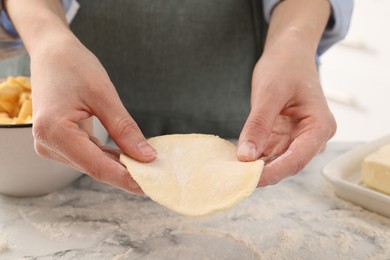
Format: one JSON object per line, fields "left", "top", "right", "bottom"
{"left": 113, "top": 116, "right": 139, "bottom": 138}
{"left": 32, "top": 115, "right": 62, "bottom": 143}
{"left": 32, "top": 114, "right": 72, "bottom": 159}
{"left": 327, "top": 114, "right": 337, "bottom": 138}
{"left": 32, "top": 116, "right": 49, "bottom": 143}
{"left": 85, "top": 166, "right": 104, "bottom": 182}
{"left": 293, "top": 159, "right": 306, "bottom": 174}
{"left": 317, "top": 112, "right": 337, "bottom": 140}
{"left": 246, "top": 115, "right": 271, "bottom": 136}
{"left": 69, "top": 156, "right": 107, "bottom": 183}
{"left": 34, "top": 142, "right": 50, "bottom": 158}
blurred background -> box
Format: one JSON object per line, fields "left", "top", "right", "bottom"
{"left": 321, "top": 0, "right": 390, "bottom": 142}
{"left": 0, "top": 53, "right": 29, "bottom": 78}
{"left": 1, "top": 0, "right": 388, "bottom": 143}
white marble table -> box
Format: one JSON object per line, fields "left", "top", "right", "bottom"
{"left": 1, "top": 142, "right": 390, "bottom": 260}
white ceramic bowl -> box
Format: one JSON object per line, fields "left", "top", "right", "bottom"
{"left": 0, "top": 118, "right": 109, "bottom": 197}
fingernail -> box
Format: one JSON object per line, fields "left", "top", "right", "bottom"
{"left": 237, "top": 141, "right": 257, "bottom": 161}
{"left": 137, "top": 141, "right": 157, "bottom": 157}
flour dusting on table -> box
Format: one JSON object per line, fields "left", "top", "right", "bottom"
{"left": 0, "top": 234, "right": 8, "bottom": 253}
{"left": 1, "top": 143, "right": 390, "bottom": 259}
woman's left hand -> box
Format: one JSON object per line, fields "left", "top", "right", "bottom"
{"left": 236, "top": 0, "right": 335, "bottom": 187}
{"left": 237, "top": 48, "right": 336, "bottom": 186}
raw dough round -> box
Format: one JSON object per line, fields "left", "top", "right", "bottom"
{"left": 120, "top": 134, "right": 263, "bottom": 216}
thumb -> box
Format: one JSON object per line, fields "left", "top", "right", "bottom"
{"left": 93, "top": 96, "right": 157, "bottom": 163}
{"left": 237, "top": 105, "right": 279, "bottom": 162}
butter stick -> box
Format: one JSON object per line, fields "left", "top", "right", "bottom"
{"left": 362, "top": 144, "right": 390, "bottom": 195}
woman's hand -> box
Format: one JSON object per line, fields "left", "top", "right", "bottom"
{"left": 238, "top": 48, "right": 336, "bottom": 186}
{"left": 33, "top": 36, "right": 158, "bottom": 193}
{"left": 6, "top": 0, "right": 156, "bottom": 194}
{"left": 237, "top": 0, "right": 335, "bottom": 186}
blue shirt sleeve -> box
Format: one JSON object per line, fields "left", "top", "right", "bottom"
{"left": 262, "top": 0, "right": 354, "bottom": 56}
{"left": 319, "top": 0, "right": 354, "bottom": 55}
{"left": 0, "top": 8, "right": 18, "bottom": 37}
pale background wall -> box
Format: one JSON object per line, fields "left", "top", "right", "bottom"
{"left": 321, "top": 0, "right": 390, "bottom": 142}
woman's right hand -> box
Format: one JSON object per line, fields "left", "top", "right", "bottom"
{"left": 5, "top": 0, "right": 156, "bottom": 194}
{"left": 28, "top": 32, "right": 157, "bottom": 194}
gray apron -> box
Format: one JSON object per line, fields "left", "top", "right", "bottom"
{"left": 70, "top": 0, "right": 267, "bottom": 138}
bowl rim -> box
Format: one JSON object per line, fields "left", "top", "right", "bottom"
{"left": 0, "top": 123, "right": 32, "bottom": 128}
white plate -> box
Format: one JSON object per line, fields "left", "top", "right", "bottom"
{"left": 322, "top": 135, "right": 390, "bottom": 218}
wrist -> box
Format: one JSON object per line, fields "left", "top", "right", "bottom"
{"left": 264, "top": 29, "right": 318, "bottom": 62}
{"left": 29, "top": 28, "right": 78, "bottom": 61}
{"left": 4, "top": 0, "right": 71, "bottom": 55}
{"left": 265, "top": 0, "right": 331, "bottom": 58}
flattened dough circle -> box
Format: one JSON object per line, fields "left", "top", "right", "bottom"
{"left": 120, "top": 134, "right": 264, "bottom": 216}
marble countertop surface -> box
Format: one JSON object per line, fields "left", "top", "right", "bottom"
{"left": 1, "top": 142, "right": 390, "bottom": 260}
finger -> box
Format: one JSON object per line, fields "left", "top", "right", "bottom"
{"left": 89, "top": 135, "right": 103, "bottom": 147}
{"left": 100, "top": 146, "right": 121, "bottom": 161}
{"left": 258, "top": 131, "right": 326, "bottom": 187}
{"left": 91, "top": 86, "right": 157, "bottom": 163}
{"left": 39, "top": 122, "right": 143, "bottom": 194}
{"left": 38, "top": 131, "right": 143, "bottom": 194}
{"left": 89, "top": 135, "right": 122, "bottom": 163}
{"left": 68, "top": 135, "right": 143, "bottom": 194}
{"left": 260, "top": 116, "right": 301, "bottom": 161}
{"left": 237, "top": 101, "right": 282, "bottom": 162}
{"left": 77, "top": 117, "right": 93, "bottom": 136}
{"left": 34, "top": 140, "right": 74, "bottom": 166}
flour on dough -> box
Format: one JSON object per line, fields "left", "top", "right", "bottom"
{"left": 120, "top": 134, "right": 264, "bottom": 216}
